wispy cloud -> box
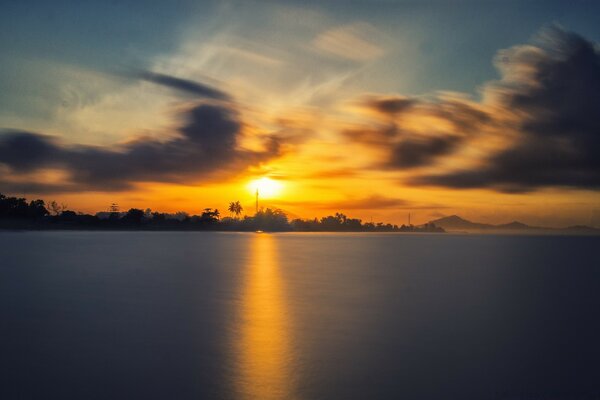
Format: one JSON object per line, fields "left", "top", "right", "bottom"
{"left": 312, "top": 22, "right": 384, "bottom": 61}
{"left": 275, "top": 195, "right": 445, "bottom": 211}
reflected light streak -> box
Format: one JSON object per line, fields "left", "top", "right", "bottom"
{"left": 234, "top": 234, "right": 294, "bottom": 400}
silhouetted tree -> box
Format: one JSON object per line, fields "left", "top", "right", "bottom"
{"left": 200, "top": 208, "right": 220, "bottom": 224}
{"left": 0, "top": 194, "right": 48, "bottom": 221}
{"left": 251, "top": 208, "right": 289, "bottom": 231}
{"left": 122, "top": 208, "right": 144, "bottom": 224}
{"left": 0, "top": 192, "right": 444, "bottom": 232}
{"left": 228, "top": 201, "right": 243, "bottom": 219}
{"left": 320, "top": 214, "right": 343, "bottom": 230}
{"left": 152, "top": 212, "right": 166, "bottom": 222}
{"left": 108, "top": 203, "right": 120, "bottom": 221}
{"left": 28, "top": 200, "right": 48, "bottom": 218}
{"left": 59, "top": 210, "right": 78, "bottom": 222}
{"left": 49, "top": 201, "right": 67, "bottom": 216}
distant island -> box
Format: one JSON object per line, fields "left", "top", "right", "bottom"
{"left": 430, "top": 215, "right": 600, "bottom": 235}
{"left": 3, "top": 193, "right": 597, "bottom": 234}
{"left": 0, "top": 193, "right": 443, "bottom": 233}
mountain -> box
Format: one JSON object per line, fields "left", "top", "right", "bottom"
{"left": 429, "top": 215, "right": 599, "bottom": 234}
{"left": 429, "top": 215, "right": 493, "bottom": 231}
{"left": 495, "top": 221, "right": 543, "bottom": 230}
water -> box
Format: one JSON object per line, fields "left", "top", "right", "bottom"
{"left": 1, "top": 231, "right": 599, "bottom": 399}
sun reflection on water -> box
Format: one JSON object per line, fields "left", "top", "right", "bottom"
{"left": 234, "top": 233, "right": 293, "bottom": 400}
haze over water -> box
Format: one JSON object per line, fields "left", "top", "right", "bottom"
{"left": 2, "top": 231, "right": 599, "bottom": 399}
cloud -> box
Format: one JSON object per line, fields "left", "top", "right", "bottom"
{"left": 365, "top": 96, "right": 415, "bottom": 115}
{"left": 389, "top": 135, "right": 463, "bottom": 168}
{"left": 0, "top": 180, "right": 82, "bottom": 195}
{"left": 347, "top": 95, "right": 490, "bottom": 169}
{"left": 275, "top": 195, "right": 446, "bottom": 211}
{"left": 412, "top": 27, "right": 600, "bottom": 192}
{"left": 312, "top": 22, "right": 384, "bottom": 62}
{"left": 353, "top": 27, "right": 600, "bottom": 192}
{"left": 275, "top": 195, "right": 408, "bottom": 210}
{"left": 137, "top": 71, "right": 231, "bottom": 100}
{"left": 304, "top": 169, "right": 359, "bottom": 179}
{"left": 330, "top": 195, "right": 408, "bottom": 210}
{"left": 0, "top": 132, "right": 63, "bottom": 171}
{"left": 0, "top": 104, "right": 282, "bottom": 193}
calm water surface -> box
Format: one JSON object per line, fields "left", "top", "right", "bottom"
{"left": 1, "top": 232, "right": 599, "bottom": 399}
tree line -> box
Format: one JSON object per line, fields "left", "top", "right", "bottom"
{"left": 0, "top": 193, "right": 444, "bottom": 232}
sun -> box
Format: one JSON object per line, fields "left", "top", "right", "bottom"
{"left": 247, "top": 177, "right": 283, "bottom": 199}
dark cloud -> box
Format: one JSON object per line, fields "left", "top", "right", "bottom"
{"left": 388, "top": 135, "right": 462, "bottom": 168}
{"left": 138, "top": 71, "right": 231, "bottom": 101}
{"left": 348, "top": 98, "right": 488, "bottom": 169}
{"left": 344, "top": 124, "right": 399, "bottom": 147}
{"left": 366, "top": 96, "right": 414, "bottom": 115}
{"left": 0, "top": 181, "right": 82, "bottom": 194}
{"left": 412, "top": 27, "right": 600, "bottom": 192}
{"left": 411, "top": 135, "right": 600, "bottom": 192}
{"left": 0, "top": 131, "right": 63, "bottom": 171}
{"left": 354, "top": 27, "right": 600, "bottom": 192}
{"left": 0, "top": 104, "right": 281, "bottom": 192}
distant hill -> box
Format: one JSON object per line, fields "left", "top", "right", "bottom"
{"left": 429, "top": 215, "right": 600, "bottom": 234}
{"left": 495, "top": 221, "right": 542, "bottom": 230}
{"left": 429, "top": 215, "right": 493, "bottom": 231}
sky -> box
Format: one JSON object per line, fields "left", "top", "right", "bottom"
{"left": 1, "top": 0, "right": 600, "bottom": 227}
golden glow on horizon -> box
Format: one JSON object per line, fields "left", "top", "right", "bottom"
{"left": 5, "top": 6, "right": 600, "bottom": 230}
{"left": 247, "top": 177, "right": 283, "bottom": 199}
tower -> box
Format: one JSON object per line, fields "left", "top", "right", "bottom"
{"left": 255, "top": 188, "right": 259, "bottom": 215}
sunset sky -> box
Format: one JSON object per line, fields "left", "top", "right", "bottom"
{"left": 1, "top": 0, "right": 600, "bottom": 226}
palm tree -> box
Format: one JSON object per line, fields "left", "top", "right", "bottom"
{"left": 228, "top": 201, "right": 243, "bottom": 219}
{"left": 234, "top": 201, "right": 243, "bottom": 219}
